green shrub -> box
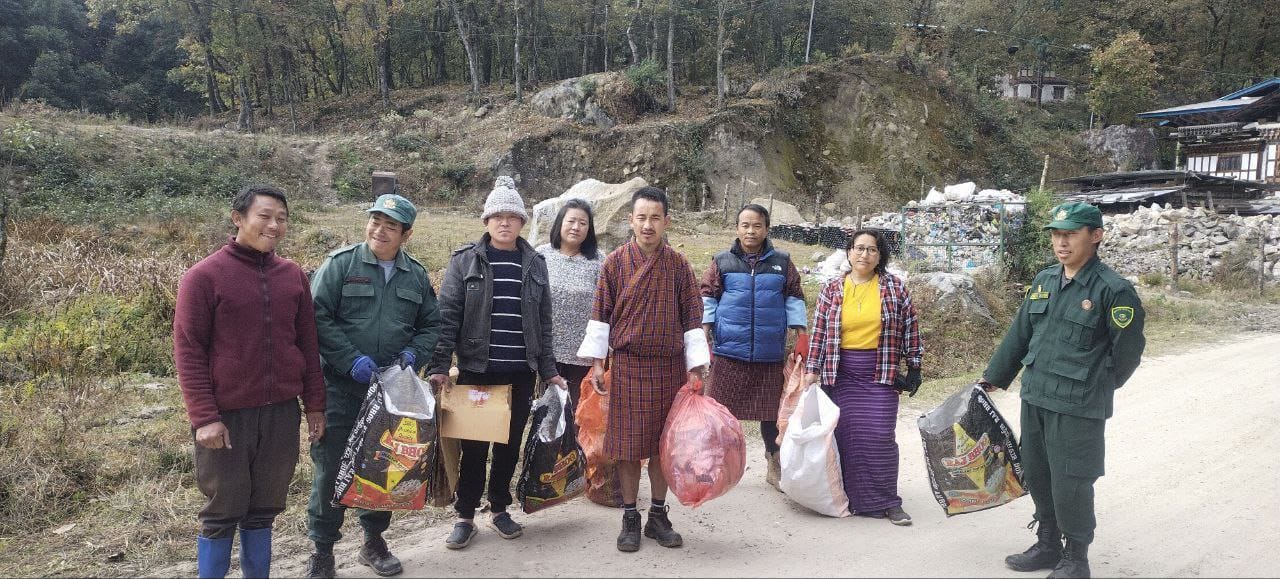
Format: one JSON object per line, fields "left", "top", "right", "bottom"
{"left": 0, "top": 285, "right": 175, "bottom": 388}
{"left": 624, "top": 58, "right": 664, "bottom": 91}
{"left": 577, "top": 77, "right": 598, "bottom": 98}
{"left": 438, "top": 159, "right": 475, "bottom": 190}
{"left": 1003, "top": 186, "right": 1055, "bottom": 282}
{"left": 331, "top": 145, "right": 372, "bottom": 201}
{"left": 390, "top": 131, "right": 432, "bottom": 153}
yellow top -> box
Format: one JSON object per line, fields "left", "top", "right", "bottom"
{"left": 840, "top": 275, "right": 881, "bottom": 350}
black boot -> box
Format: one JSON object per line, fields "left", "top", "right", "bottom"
{"left": 1004, "top": 518, "right": 1063, "bottom": 572}
{"left": 643, "top": 505, "right": 684, "bottom": 548}
{"left": 358, "top": 535, "right": 403, "bottom": 577}
{"left": 1047, "top": 538, "right": 1090, "bottom": 579}
{"left": 617, "top": 511, "right": 642, "bottom": 552}
{"left": 304, "top": 552, "right": 336, "bottom": 579}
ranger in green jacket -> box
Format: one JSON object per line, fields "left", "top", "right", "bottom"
{"left": 305, "top": 194, "right": 440, "bottom": 579}
{"left": 980, "top": 202, "right": 1145, "bottom": 579}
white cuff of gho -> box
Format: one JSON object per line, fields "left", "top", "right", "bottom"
{"left": 683, "top": 328, "right": 711, "bottom": 371}
{"left": 577, "top": 320, "right": 611, "bottom": 360}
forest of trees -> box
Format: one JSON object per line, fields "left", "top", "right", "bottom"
{"left": 1, "top": 0, "right": 1277, "bottom": 127}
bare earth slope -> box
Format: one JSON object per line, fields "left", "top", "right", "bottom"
{"left": 282, "top": 333, "right": 1280, "bottom": 578}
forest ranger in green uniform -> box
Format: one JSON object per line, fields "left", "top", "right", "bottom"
{"left": 304, "top": 194, "right": 441, "bottom": 578}
{"left": 980, "top": 202, "right": 1146, "bottom": 579}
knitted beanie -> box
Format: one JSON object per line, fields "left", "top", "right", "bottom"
{"left": 481, "top": 176, "right": 529, "bottom": 222}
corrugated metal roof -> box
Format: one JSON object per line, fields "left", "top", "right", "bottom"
{"left": 1062, "top": 187, "right": 1181, "bottom": 205}
{"left": 1137, "top": 97, "right": 1259, "bottom": 118}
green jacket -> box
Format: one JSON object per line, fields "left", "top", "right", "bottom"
{"left": 985, "top": 257, "right": 1145, "bottom": 419}
{"left": 311, "top": 243, "right": 441, "bottom": 395}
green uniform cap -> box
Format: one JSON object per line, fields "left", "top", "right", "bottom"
{"left": 1044, "top": 201, "right": 1103, "bottom": 230}
{"left": 367, "top": 193, "right": 417, "bottom": 227}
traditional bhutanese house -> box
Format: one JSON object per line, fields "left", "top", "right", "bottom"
{"left": 1055, "top": 80, "right": 1280, "bottom": 215}
{"left": 1136, "top": 78, "right": 1280, "bottom": 182}
{"left": 997, "top": 68, "right": 1078, "bottom": 103}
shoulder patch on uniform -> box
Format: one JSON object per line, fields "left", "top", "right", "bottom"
{"left": 1111, "top": 306, "right": 1135, "bottom": 328}
{"left": 327, "top": 244, "right": 358, "bottom": 257}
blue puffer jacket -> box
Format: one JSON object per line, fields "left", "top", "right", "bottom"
{"left": 703, "top": 240, "right": 807, "bottom": 363}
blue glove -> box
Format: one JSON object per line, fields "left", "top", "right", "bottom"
{"left": 350, "top": 355, "right": 376, "bottom": 384}
{"left": 397, "top": 350, "right": 415, "bottom": 370}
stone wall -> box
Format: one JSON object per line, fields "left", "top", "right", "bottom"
{"left": 1102, "top": 205, "right": 1280, "bottom": 280}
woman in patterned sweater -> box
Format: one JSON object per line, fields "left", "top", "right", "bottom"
{"left": 536, "top": 199, "right": 604, "bottom": 408}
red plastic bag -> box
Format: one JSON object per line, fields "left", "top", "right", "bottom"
{"left": 575, "top": 368, "right": 626, "bottom": 507}
{"left": 775, "top": 353, "right": 807, "bottom": 447}
{"left": 659, "top": 378, "right": 746, "bottom": 508}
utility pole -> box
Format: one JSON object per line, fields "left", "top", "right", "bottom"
{"left": 804, "top": 0, "right": 816, "bottom": 63}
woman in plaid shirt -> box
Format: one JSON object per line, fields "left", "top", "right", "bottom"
{"left": 804, "top": 229, "right": 923, "bottom": 525}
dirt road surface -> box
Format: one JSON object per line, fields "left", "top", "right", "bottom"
{"left": 293, "top": 333, "right": 1280, "bottom": 578}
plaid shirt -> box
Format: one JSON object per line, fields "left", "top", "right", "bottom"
{"left": 804, "top": 273, "right": 923, "bottom": 387}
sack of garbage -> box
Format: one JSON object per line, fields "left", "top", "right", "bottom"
{"left": 334, "top": 364, "right": 440, "bottom": 511}
{"left": 918, "top": 384, "right": 1027, "bottom": 516}
{"left": 575, "top": 367, "right": 626, "bottom": 507}
{"left": 659, "top": 378, "right": 746, "bottom": 508}
{"left": 517, "top": 386, "right": 588, "bottom": 513}
{"left": 779, "top": 384, "right": 850, "bottom": 517}
{"left": 775, "top": 353, "right": 807, "bottom": 446}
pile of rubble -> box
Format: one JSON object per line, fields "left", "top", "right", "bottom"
{"left": 1102, "top": 204, "right": 1280, "bottom": 279}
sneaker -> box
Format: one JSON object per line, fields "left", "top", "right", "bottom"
{"left": 617, "top": 511, "right": 642, "bottom": 552}
{"left": 444, "top": 522, "right": 477, "bottom": 550}
{"left": 643, "top": 506, "right": 684, "bottom": 548}
{"left": 358, "top": 536, "right": 403, "bottom": 577}
{"left": 304, "top": 553, "right": 336, "bottom": 579}
{"left": 886, "top": 505, "right": 912, "bottom": 526}
{"left": 488, "top": 511, "right": 523, "bottom": 539}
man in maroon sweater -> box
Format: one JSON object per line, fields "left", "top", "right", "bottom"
{"left": 174, "top": 184, "right": 326, "bottom": 579}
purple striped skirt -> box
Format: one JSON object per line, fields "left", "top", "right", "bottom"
{"left": 828, "top": 349, "right": 902, "bottom": 515}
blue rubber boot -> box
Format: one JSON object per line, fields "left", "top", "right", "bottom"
{"left": 196, "top": 535, "right": 233, "bottom": 579}
{"left": 239, "top": 527, "right": 273, "bottom": 579}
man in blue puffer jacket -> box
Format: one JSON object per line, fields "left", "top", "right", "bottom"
{"left": 700, "top": 204, "right": 808, "bottom": 490}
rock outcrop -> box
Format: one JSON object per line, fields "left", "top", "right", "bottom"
{"left": 528, "top": 177, "right": 651, "bottom": 249}
{"left": 1081, "top": 125, "right": 1159, "bottom": 171}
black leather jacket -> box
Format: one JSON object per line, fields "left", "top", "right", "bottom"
{"left": 428, "top": 233, "right": 558, "bottom": 380}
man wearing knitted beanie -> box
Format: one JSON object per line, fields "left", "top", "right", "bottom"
{"left": 429, "top": 176, "right": 568, "bottom": 549}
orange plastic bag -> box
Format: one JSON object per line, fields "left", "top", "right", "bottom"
{"left": 575, "top": 368, "right": 626, "bottom": 507}
{"left": 775, "top": 353, "right": 807, "bottom": 447}
{"left": 659, "top": 378, "right": 746, "bottom": 508}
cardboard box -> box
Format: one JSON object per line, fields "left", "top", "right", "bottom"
{"left": 440, "top": 384, "right": 512, "bottom": 444}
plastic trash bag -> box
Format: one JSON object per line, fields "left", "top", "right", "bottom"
{"left": 575, "top": 368, "right": 626, "bottom": 507}
{"left": 334, "top": 365, "right": 440, "bottom": 511}
{"left": 775, "top": 353, "right": 807, "bottom": 447}
{"left": 659, "top": 378, "right": 746, "bottom": 508}
{"left": 517, "top": 386, "right": 588, "bottom": 513}
{"left": 779, "top": 384, "right": 850, "bottom": 517}
{"left": 918, "top": 384, "right": 1027, "bottom": 516}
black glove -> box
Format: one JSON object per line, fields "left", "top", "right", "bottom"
{"left": 397, "top": 350, "right": 416, "bottom": 370}
{"left": 894, "top": 366, "right": 922, "bottom": 397}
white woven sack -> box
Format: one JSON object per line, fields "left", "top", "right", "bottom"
{"left": 778, "top": 384, "right": 850, "bottom": 517}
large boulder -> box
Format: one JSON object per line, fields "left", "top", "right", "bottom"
{"left": 1081, "top": 125, "right": 1159, "bottom": 171}
{"left": 749, "top": 197, "right": 806, "bottom": 226}
{"left": 529, "top": 177, "right": 650, "bottom": 249}
{"left": 530, "top": 73, "right": 617, "bottom": 128}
